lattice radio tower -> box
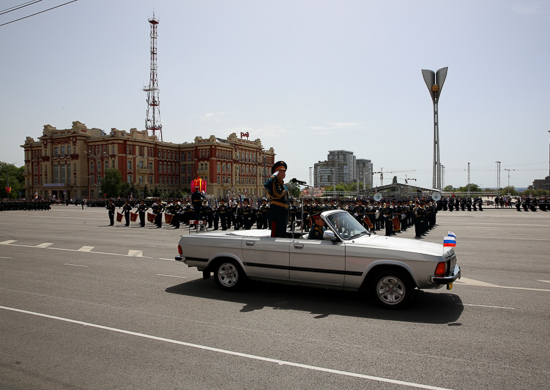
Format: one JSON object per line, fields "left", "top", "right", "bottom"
{"left": 144, "top": 13, "right": 162, "bottom": 141}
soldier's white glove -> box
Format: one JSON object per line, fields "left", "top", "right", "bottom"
{"left": 273, "top": 171, "right": 279, "bottom": 177}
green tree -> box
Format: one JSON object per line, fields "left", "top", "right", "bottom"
{"left": 0, "top": 162, "right": 25, "bottom": 199}
{"left": 119, "top": 182, "right": 130, "bottom": 198}
{"left": 142, "top": 185, "right": 151, "bottom": 198}
{"left": 129, "top": 183, "right": 139, "bottom": 198}
{"left": 287, "top": 182, "right": 300, "bottom": 198}
{"left": 101, "top": 169, "right": 122, "bottom": 198}
{"left": 443, "top": 185, "right": 454, "bottom": 192}
{"left": 153, "top": 186, "right": 160, "bottom": 197}
{"left": 457, "top": 183, "right": 482, "bottom": 193}
{"left": 500, "top": 186, "right": 518, "bottom": 196}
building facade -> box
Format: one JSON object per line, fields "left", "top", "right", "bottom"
{"left": 21, "top": 121, "right": 275, "bottom": 200}
{"left": 532, "top": 176, "right": 550, "bottom": 191}
{"left": 313, "top": 150, "right": 373, "bottom": 188}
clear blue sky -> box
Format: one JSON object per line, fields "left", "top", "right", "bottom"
{"left": 2, "top": 0, "right": 549, "bottom": 189}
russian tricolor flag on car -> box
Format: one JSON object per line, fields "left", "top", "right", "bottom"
{"left": 443, "top": 236, "right": 456, "bottom": 247}
{"left": 447, "top": 231, "right": 457, "bottom": 241}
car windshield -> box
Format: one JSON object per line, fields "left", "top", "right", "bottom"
{"left": 326, "top": 211, "right": 369, "bottom": 240}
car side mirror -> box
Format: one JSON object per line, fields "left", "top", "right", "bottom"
{"left": 323, "top": 230, "right": 338, "bottom": 241}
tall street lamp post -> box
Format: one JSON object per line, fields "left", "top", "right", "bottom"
{"left": 422, "top": 67, "right": 448, "bottom": 190}
{"left": 504, "top": 168, "right": 515, "bottom": 195}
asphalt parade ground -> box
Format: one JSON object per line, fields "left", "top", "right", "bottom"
{"left": 0, "top": 205, "right": 549, "bottom": 389}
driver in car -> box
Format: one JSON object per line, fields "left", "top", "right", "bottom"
{"left": 308, "top": 208, "right": 325, "bottom": 240}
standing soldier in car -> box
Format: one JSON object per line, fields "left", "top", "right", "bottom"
{"left": 264, "top": 161, "right": 289, "bottom": 238}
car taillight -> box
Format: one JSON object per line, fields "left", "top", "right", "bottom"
{"left": 434, "top": 262, "right": 446, "bottom": 276}
{"left": 178, "top": 245, "right": 182, "bottom": 255}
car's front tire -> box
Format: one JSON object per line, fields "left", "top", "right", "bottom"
{"left": 371, "top": 269, "right": 414, "bottom": 309}
{"left": 214, "top": 260, "right": 246, "bottom": 291}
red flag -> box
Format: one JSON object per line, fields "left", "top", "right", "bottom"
{"left": 191, "top": 177, "right": 207, "bottom": 193}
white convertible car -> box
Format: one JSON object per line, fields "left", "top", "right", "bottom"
{"left": 175, "top": 209, "right": 461, "bottom": 309}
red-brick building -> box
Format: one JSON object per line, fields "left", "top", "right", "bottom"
{"left": 21, "top": 121, "right": 275, "bottom": 200}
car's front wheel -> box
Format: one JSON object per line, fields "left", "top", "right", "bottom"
{"left": 214, "top": 260, "right": 246, "bottom": 291}
{"left": 371, "top": 269, "right": 414, "bottom": 309}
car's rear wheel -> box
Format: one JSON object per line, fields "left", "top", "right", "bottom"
{"left": 214, "top": 260, "right": 246, "bottom": 291}
{"left": 371, "top": 269, "right": 414, "bottom": 309}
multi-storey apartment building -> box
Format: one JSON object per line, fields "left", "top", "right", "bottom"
{"left": 313, "top": 150, "right": 373, "bottom": 188}
{"left": 21, "top": 121, "right": 275, "bottom": 200}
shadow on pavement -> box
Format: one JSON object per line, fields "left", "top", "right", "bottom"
{"left": 166, "top": 278, "right": 463, "bottom": 325}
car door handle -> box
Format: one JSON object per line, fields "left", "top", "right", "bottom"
{"left": 245, "top": 241, "right": 255, "bottom": 246}
{"left": 293, "top": 243, "right": 304, "bottom": 249}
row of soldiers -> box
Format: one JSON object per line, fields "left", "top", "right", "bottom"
{"left": 438, "top": 197, "right": 484, "bottom": 212}
{"left": 512, "top": 196, "right": 550, "bottom": 212}
{"left": 105, "top": 196, "right": 439, "bottom": 239}
{"left": 0, "top": 199, "right": 52, "bottom": 211}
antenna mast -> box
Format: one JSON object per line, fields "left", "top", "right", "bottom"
{"left": 144, "top": 13, "right": 162, "bottom": 141}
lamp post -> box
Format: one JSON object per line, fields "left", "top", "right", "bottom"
{"left": 422, "top": 67, "right": 448, "bottom": 190}
{"left": 495, "top": 161, "right": 501, "bottom": 195}
{"left": 504, "top": 168, "right": 514, "bottom": 195}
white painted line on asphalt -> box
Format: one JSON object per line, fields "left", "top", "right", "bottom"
{"left": 78, "top": 246, "right": 94, "bottom": 252}
{"left": 456, "top": 277, "right": 550, "bottom": 292}
{"left": 159, "top": 258, "right": 176, "bottom": 261}
{"left": 156, "top": 274, "right": 187, "bottom": 279}
{"left": 0, "top": 305, "right": 452, "bottom": 390}
{"left": 128, "top": 250, "right": 143, "bottom": 257}
{"left": 0, "top": 257, "right": 11, "bottom": 259}
{"left": 538, "top": 280, "right": 550, "bottom": 284}
{"left": 463, "top": 303, "right": 515, "bottom": 310}
{"left": 64, "top": 263, "right": 88, "bottom": 268}
{"left": 0, "top": 240, "right": 17, "bottom": 245}
{"left": 36, "top": 243, "right": 54, "bottom": 248}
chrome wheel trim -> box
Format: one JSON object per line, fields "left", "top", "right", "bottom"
{"left": 217, "top": 262, "right": 239, "bottom": 288}
{"left": 376, "top": 276, "right": 405, "bottom": 305}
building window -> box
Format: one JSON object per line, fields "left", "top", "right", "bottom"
{"left": 54, "top": 147, "right": 58, "bottom": 157}
{"left": 59, "top": 164, "right": 65, "bottom": 183}
{"left": 105, "top": 161, "right": 109, "bottom": 171}
{"left": 128, "top": 161, "right": 132, "bottom": 171}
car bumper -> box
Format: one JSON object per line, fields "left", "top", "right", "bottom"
{"left": 430, "top": 264, "right": 461, "bottom": 285}
{"left": 175, "top": 255, "right": 183, "bottom": 262}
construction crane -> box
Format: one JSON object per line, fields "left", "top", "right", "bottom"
{"left": 372, "top": 168, "right": 415, "bottom": 186}
{"left": 400, "top": 175, "right": 417, "bottom": 185}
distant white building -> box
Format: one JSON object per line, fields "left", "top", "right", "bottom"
{"left": 313, "top": 150, "right": 373, "bottom": 188}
